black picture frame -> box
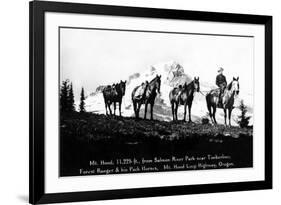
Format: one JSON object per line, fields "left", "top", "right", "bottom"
{"left": 29, "top": 1, "right": 272, "bottom": 204}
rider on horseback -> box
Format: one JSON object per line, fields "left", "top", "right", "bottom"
{"left": 216, "top": 67, "right": 227, "bottom": 106}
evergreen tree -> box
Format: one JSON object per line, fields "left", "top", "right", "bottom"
{"left": 60, "top": 79, "right": 69, "bottom": 112}
{"left": 60, "top": 79, "right": 76, "bottom": 112}
{"left": 79, "top": 87, "right": 86, "bottom": 113}
{"left": 237, "top": 100, "right": 251, "bottom": 128}
{"left": 68, "top": 83, "right": 75, "bottom": 112}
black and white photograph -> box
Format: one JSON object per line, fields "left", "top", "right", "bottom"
{"left": 26, "top": 1, "right": 273, "bottom": 204}
{"left": 59, "top": 27, "right": 254, "bottom": 177}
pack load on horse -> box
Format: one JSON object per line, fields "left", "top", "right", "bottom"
{"left": 102, "top": 80, "right": 126, "bottom": 116}
{"left": 206, "top": 76, "right": 240, "bottom": 126}
{"left": 133, "top": 81, "right": 149, "bottom": 101}
{"left": 131, "top": 75, "right": 161, "bottom": 120}
{"left": 169, "top": 77, "right": 200, "bottom": 122}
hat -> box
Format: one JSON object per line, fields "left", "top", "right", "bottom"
{"left": 218, "top": 67, "right": 224, "bottom": 73}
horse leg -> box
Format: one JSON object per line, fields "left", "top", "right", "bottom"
{"left": 224, "top": 109, "right": 227, "bottom": 126}
{"left": 137, "top": 103, "right": 142, "bottom": 119}
{"left": 144, "top": 102, "right": 148, "bottom": 120}
{"left": 207, "top": 103, "right": 213, "bottom": 123}
{"left": 206, "top": 95, "right": 214, "bottom": 124}
{"left": 228, "top": 108, "right": 232, "bottom": 127}
{"left": 104, "top": 101, "right": 108, "bottom": 115}
{"left": 209, "top": 110, "right": 214, "bottom": 124}
{"left": 188, "top": 103, "right": 192, "bottom": 123}
{"left": 113, "top": 102, "right": 116, "bottom": 116}
{"left": 119, "top": 100, "right": 122, "bottom": 117}
{"left": 213, "top": 106, "right": 217, "bottom": 124}
{"left": 171, "top": 102, "right": 175, "bottom": 121}
{"left": 175, "top": 103, "right": 179, "bottom": 121}
{"left": 136, "top": 102, "right": 139, "bottom": 119}
{"left": 183, "top": 103, "right": 187, "bottom": 122}
{"left": 150, "top": 103, "right": 154, "bottom": 120}
{"left": 209, "top": 113, "right": 214, "bottom": 124}
{"left": 133, "top": 101, "right": 137, "bottom": 118}
{"left": 108, "top": 103, "right": 112, "bottom": 116}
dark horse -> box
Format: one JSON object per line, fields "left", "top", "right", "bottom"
{"left": 131, "top": 75, "right": 161, "bottom": 120}
{"left": 102, "top": 80, "right": 126, "bottom": 116}
{"left": 206, "top": 77, "right": 239, "bottom": 126}
{"left": 169, "top": 77, "right": 200, "bottom": 122}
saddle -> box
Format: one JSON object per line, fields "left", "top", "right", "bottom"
{"left": 134, "top": 82, "right": 148, "bottom": 100}
{"left": 218, "top": 91, "right": 224, "bottom": 108}
{"left": 104, "top": 85, "right": 117, "bottom": 96}
{"left": 174, "top": 85, "right": 185, "bottom": 104}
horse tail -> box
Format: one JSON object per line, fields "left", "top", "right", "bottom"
{"left": 131, "top": 87, "right": 138, "bottom": 102}
{"left": 169, "top": 88, "right": 176, "bottom": 104}
{"left": 206, "top": 93, "right": 212, "bottom": 114}
{"left": 102, "top": 88, "right": 107, "bottom": 101}
{"left": 169, "top": 90, "right": 173, "bottom": 104}
{"left": 131, "top": 87, "right": 139, "bottom": 118}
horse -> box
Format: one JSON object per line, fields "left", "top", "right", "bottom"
{"left": 102, "top": 80, "right": 126, "bottom": 116}
{"left": 131, "top": 75, "right": 161, "bottom": 120}
{"left": 169, "top": 77, "right": 200, "bottom": 122}
{"left": 206, "top": 77, "right": 240, "bottom": 126}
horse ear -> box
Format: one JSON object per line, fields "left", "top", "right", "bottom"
{"left": 125, "top": 80, "right": 127, "bottom": 84}
{"left": 237, "top": 76, "right": 239, "bottom": 81}
{"left": 233, "top": 77, "right": 236, "bottom": 80}
{"left": 159, "top": 75, "right": 161, "bottom": 78}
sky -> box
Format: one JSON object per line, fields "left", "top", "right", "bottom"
{"left": 60, "top": 27, "right": 254, "bottom": 101}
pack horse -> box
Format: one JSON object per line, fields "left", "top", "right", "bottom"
{"left": 102, "top": 80, "right": 126, "bottom": 116}
{"left": 169, "top": 77, "right": 200, "bottom": 122}
{"left": 131, "top": 75, "right": 162, "bottom": 120}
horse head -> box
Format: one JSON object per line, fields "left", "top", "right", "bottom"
{"left": 193, "top": 77, "right": 200, "bottom": 92}
{"left": 230, "top": 77, "right": 240, "bottom": 96}
{"left": 118, "top": 80, "right": 127, "bottom": 96}
{"left": 154, "top": 74, "right": 161, "bottom": 94}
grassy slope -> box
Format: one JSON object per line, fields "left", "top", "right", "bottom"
{"left": 60, "top": 112, "right": 253, "bottom": 176}
{"left": 61, "top": 112, "right": 252, "bottom": 140}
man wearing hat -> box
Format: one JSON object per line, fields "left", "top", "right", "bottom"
{"left": 216, "top": 67, "right": 227, "bottom": 106}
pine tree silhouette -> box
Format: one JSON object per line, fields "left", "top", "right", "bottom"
{"left": 68, "top": 83, "right": 75, "bottom": 112}
{"left": 237, "top": 100, "right": 251, "bottom": 128}
{"left": 79, "top": 87, "right": 86, "bottom": 113}
{"left": 60, "top": 79, "right": 69, "bottom": 112}
{"left": 60, "top": 80, "right": 76, "bottom": 112}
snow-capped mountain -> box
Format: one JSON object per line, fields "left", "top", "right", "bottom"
{"left": 80, "top": 61, "right": 253, "bottom": 126}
